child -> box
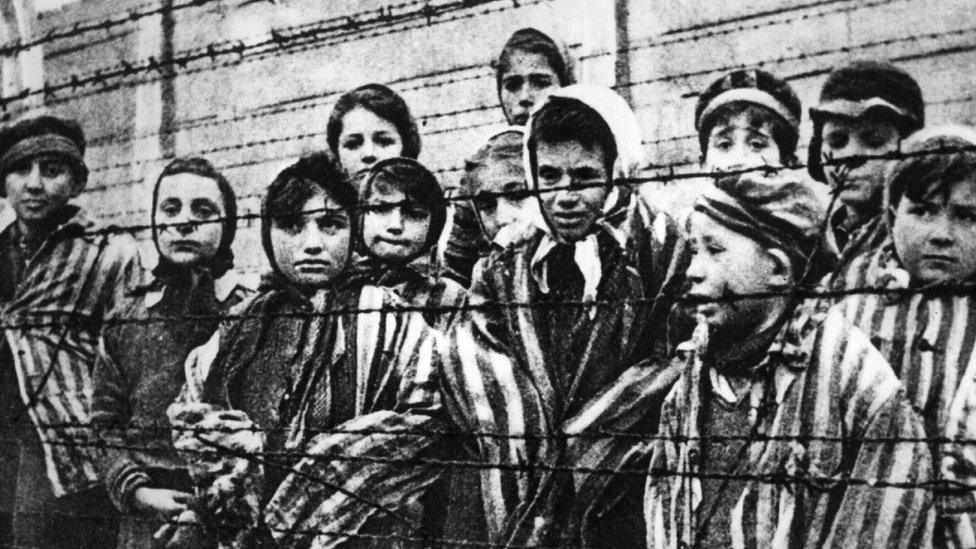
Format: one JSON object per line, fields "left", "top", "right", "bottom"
{"left": 0, "top": 115, "right": 142, "bottom": 548}
{"left": 443, "top": 126, "right": 530, "bottom": 286}
{"left": 807, "top": 60, "right": 925, "bottom": 289}
{"left": 495, "top": 27, "right": 576, "bottom": 127}
{"left": 446, "top": 84, "right": 687, "bottom": 547}
{"left": 92, "top": 157, "right": 249, "bottom": 548}
{"left": 167, "top": 153, "right": 444, "bottom": 547}
{"left": 327, "top": 83, "right": 421, "bottom": 184}
{"left": 695, "top": 68, "right": 802, "bottom": 172}
{"left": 836, "top": 126, "right": 976, "bottom": 547}
{"left": 644, "top": 172, "right": 931, "bottom": 548}
{"left": 355, "top": 156, "right": 465, "bottom": 331}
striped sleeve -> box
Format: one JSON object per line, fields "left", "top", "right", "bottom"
{"left": 817, "top": 311, "right": 934, "bottom": 548}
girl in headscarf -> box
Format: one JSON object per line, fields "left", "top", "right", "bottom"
{"left": 167, "top": 153, "right": 444, "bottom": 548}
{"left": 443, "top": 28, "right": 577, "bottom": 286}
{"left": 353, "top": 157, "right": 465, "bottom": 332}
{"left": 326, "top": 84, "right": 421, "bottom": 186}
{"left": 92, "top": 157, "right": 251, "bottom": 548}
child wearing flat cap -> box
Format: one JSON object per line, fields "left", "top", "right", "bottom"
{"left": 643, "top": 172, "right": 932, "bottom": 548}
{"left": 808, "top": 60, "right": 925, "bottom": 290}
{"left": 0, "top": 115, "right": 142, "bottom": 547}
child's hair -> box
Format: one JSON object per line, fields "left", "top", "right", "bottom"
{"left": 361, "top": 157, "right": 446, "bottom": 257}
{"left": 495, "top": 28, "right": 575, "bottom": 92}
{"left": 528, "top": 97, "right": 617, "bottom": 182}
{"left": 152, "top": 156, "right": 238, "bottom": 278}
{"left": 699, "top": 103, "right": 799, "bottom": 165}
{"left": 887, "top": 128, "right": 976, "bottom": 210}
{"left": 326, "top": 84, "right": 421, "bottom": 161}
{"left": 460, "top": 129, "right": 524, "bottom": 193}
{"left": 260, "top": 153, "right": 358, "bottom": 270}
{"left": 694, "top": 69, "right": 801, "bottom": 166}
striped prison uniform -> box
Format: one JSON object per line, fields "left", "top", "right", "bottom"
{"left": 177, "top": 283, "right": 446, "bottom": 548}
{"left": 644, "top": 300, "right": 933, "bottom": 548}
{"left": 836, "top": 242, "right": 976, "bottom": 548}
{"left": 826, "top": 212, "right": 887, "bottom": 292}
{"left": 0, "top": 206, "right": 141, "bottom": 496}
{"left": 440, "top": 195, "right": 688, "bottom": 547}
{"left": 242, "top": 195, "right": 687, "bottom": 548}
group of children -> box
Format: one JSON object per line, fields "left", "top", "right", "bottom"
{"left": 0, "top": 22, "right": 974, "bottom": 549}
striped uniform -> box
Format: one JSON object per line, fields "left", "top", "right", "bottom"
{"left": 443, "top": 196, "right": 688, "bottom": 546}
{"left": 826, "top": 213, "right": 887, "bottom": 292}
{"left": 644, "top": 301, "right": 933, "bottom": 548}
{"left": 1, "top": 208, "right": 141, "bottom": 496}
{"left": 837, "top": 243, "right": 976, "bottom": 547}
{"left": 177, "top": 284, "right": 445, "bottom": 549}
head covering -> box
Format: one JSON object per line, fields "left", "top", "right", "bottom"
{"left": 359, "top": 156, "right": 446, "bottom": 265}
{"left": 884, "top": 124, "right": 976, "bottom": 230}
{"left": 695, "top": 173, "right": 827, "bottom": 285}
{"left": 495, "top": 27, "right": 577, "bottom": 92}
{"left": 521, "top": 84, "right": 643, "bottom": 307}
{"left": 460, "top": 125, "right": 524, "bottom": 194}
{"left": 695, "top": 69, "right": 801, "bottom": 158}
{"left": 808, "top": 60, "right": 924, "bottom": 181}
{"left": 0, "top": 115, "right": 88, "bottom": 196}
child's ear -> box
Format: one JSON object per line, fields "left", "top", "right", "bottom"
{"left": 765, "top": 247, "right": 795, "bottom": 289}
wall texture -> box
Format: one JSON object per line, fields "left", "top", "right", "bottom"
{"left": 2, "top": 0, "right": 974, "bottom": 279}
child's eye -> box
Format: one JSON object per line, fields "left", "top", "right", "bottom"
{"left": 404, "top": 206, "right": 431, "bottom": 220}
{"left": 318, "top": 216, "right": 348, "bottom": 231}
{"left": 955, "top": 208, "right": 976, "bottom": 224}
{"left": 748, "top": 138, "right": 770, "bottom": 151}
{"left": 712, "top": 139, "right": 732, "bottom": 152}
{"left": 159, "top": 204, "right": 180, "bottom": 217}
{"left": 503, "top": 76, "right": 523, "bottom": 93}
{"left": 824, "top": 131, "right": 849, "bottom": 150}
{"left": 39, "top": 160, "right": 68, "bottom": 178}
{"left": 537, "top": 167, "right": 563, "bottom": 185}
{"left": 528, "top": 75, "right": 554, "bottom": 89}
{"left": 861, "top": 131, "right": 890, "bottom": 149}
{"left": 907, "top": 202, "right": 936, "bottom": 218}
{"left": 375, "top": 135, "right": 397, "bottom": 148}
{"left": 275, "top": 215, "right": 301, "bottom": 232}
{"left": 705, "top": 244, "right": 725, "bottom": 255}
{"left": 367, "top": 203, "right": 397, "bottom": 215}
{"left": 342, "top": 135, "right": 363, "bottom": 150}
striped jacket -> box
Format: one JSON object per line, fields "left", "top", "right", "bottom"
{"left": 836, "top": 242, "right": 976, "bottom": 547}
{"left": 443, "top": 196, "right": 688, "bottom": 546}
{"left": 0, "top": 207, "right": 141, "bottom": 496}
{"left": 645, "top": 301, "right": 933, "bottom": 548}
{"left": 177, "top": 283, "right": 445, "bottom": 548}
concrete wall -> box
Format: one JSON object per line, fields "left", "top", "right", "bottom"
{"left": 5, "top": 0, "right": 975, "bottom": 279}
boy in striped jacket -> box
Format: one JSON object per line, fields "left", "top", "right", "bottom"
{"left": 0, "top": 115, "right": 142, "bottom": 547}
{"left": 835, "top": 126, "right": 976, "bottom": 547}
{"left": 644, "top": 172, "right": 932, "bottom": 548}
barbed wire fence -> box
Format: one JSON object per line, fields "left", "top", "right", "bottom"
{"left": 0, "top": 0, "right": 974, "bottom": 547}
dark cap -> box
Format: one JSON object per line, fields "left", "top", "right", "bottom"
{"left": 0, "top": 115, "right": 88, "bottom": 196}
{"left": 808, "top": 60, "right": 924, "bottom": 182}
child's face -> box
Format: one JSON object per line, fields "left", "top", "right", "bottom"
{"left": 821, "top": 114, "right": 900, "bottom": 214}
{"left": 338, "top": 107, "right": 404, "bottom": 179}
{"left": 685, "top": 211, "right": 782, "bottom": 332}
{"left": 535, "top": 139, "right": 609, "bottom": 242}
{"left": 271, "top": 189, "right": 351, "bottom": 289}
{"left": 471, "top": 158, "right": 530, "bottom": 240}
{"left": 4, "top": 154, "right": 80, "bottom": 227}
{"left": 155, "top": 173, "right": 224, "bottom": 268}
{"left": 500, "top": 50, "right": 560, "bottom": 126}
{"left": 362, "top": 183, "right": 432, "bottom": 262}
{"left": 892, "top": 177, "right": 976, "bottom": 284}
{"left": 704, "top": 111, "right": 782, "bottom": 172}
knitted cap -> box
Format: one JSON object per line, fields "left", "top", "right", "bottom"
{"left": 695, "top": 69, "right": 802, "bottom": 156}
{"left": 808, "top": 60, "right": 924, "bottom": 181}
{"left": 695, "top": 173, "right": 827, "bottom": 284}
{"left": 0, "top": 115, "right": 88, "bottom": 196}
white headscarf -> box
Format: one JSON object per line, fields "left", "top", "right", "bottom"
{"left": 522, "top": 84, "right": 644, "bottom": 311}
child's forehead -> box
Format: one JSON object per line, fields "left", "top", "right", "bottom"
{"left": 709, "top": 108, "right": 777, "bottom": 134}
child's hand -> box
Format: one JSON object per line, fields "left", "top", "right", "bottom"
{"left": 133, "top": 487, "right": 192, "bottom": 519}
